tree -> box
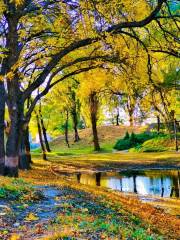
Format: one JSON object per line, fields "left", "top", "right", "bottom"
{"left": 89, "top": 91, "right": 100, "bottom": 151}
{"left": 39, "top": 101, "right": 51, "bottom": 152}
{"left": 43, "top": 78, "right": 81, "bottom": 145}
{"left": 0, "top": 82, "right": 5, "bottom": 175}
{"left": 69, "top": 87, "right": 81, "bottom": 142}
{"left": 0, "top": 0, "right": 104, "bottom": 176}
{"left": 0, "top": 0, "right": 179, "bottom": 176}
{"left": 139, "top": 59, "right": 180, "bottom": 128}
{"left": 64, "top": 110, "right": 70, "bottom": 148}
{"left": 78, "top": 68, "right": 111, "bottom": 151}
{"left": 36, "top": 111, "right": 47, "bottom": 160}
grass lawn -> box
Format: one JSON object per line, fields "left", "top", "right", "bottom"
{"left": 33, "top": 125, "right": 143, "bottom": 156}
{"left": 32, "top": 151, "right": 180, "bottom": 173}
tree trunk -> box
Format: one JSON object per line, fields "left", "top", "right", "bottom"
{"left": 4, "top": 14, "right": 22, "bottom": 177}
{"left": 157, "top": 115, "right": 160, "bottom": 133}
{"left": 70, "top": 90, "right": 80, "bottom": 142}
{"left": 41, "top": 119, "right": 51, "bottom": 152}
{"left": 19, "top": 127, "right": 31, "bottom": 170}
{"left": 174, "top": 118, "right": 178, "bottom": 152}
{"left": 129, "top": 111, "right": 134, "bottom": 127}
{"left": 71, "top": 108, "right": 80, "bottom": 142}
{"left": 36, "top": 114, "right": 47, "bottom": 160}
{"left": 116, "top": 108, "right": 120, "bottom": 126}
{"left": 0, "top": 82, "right": 5, "bottom": 175}
{"left": 89, "top": 92, "right": 100, "bottom": 151}
{"left": 126, "top": 96, "right": 134, "bottom": 127}
{"left": 65, "top": 110, "right": 70, "bottom": 148}
{"left": 5, "top": 102, "right": 22, "bottom": 177}
{"left": 25, "top": 126, "right": 32, "bottom": 164}
{"left": 39, "top": 104, "right": 51, "bottom": 152}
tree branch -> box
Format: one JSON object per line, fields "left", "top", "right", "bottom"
{"left": 25, "top": 64, "right": 103, "bottom": 121}
{"left": 107, "top": 0, "right": 166, "bottom": 33}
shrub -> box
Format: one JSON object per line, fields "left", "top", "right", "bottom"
{"left": 114, "top": 139, "right": 132, "bottom": 150}
{"left": 123, "top": 131, "right": 130, "bottom": 140}
{"left": 130, "top": 132, "right": 138, "bottom": 144}
{"left": 133, "top": 136, "right": 169, "bottom": 152}
{"left": 114, "top": 132, "right": 165, "bottom": 151}
{"left": 114, "top": 132, "right": 138, "bottom": 150}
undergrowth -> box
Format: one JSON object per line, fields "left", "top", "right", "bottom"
{"left": 0, "top": 177, "right": 42, "bottom": 201}
{"left": 114, "top": 132, "right": 166, "bottom": 151}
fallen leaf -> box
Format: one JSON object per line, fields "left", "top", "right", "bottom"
{"left": 25, "top": 212, "right": 39, "bottom": 221}
{"left": 10, "top": 234, "right": 21, "bottom": 240}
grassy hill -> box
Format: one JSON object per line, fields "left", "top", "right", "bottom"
{"left": 50, "top": 125, "right": 143, "bottom": 155}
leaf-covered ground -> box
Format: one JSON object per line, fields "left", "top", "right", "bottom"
{"left": 0, "top": 181, "right": 168, "bottom": 240}
{"left": 0, "top": 154, "right": 180, "bottom": 240}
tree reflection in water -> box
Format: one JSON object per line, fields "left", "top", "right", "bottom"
{"left": 76, "top": 170, "right": 180, "bottom": 198}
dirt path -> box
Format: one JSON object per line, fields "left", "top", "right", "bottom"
{"left": 1, "top": 182, "right": 179, "bottom": 240}
{"left": 0, "top": 186, "right": 62, "bottom": 239}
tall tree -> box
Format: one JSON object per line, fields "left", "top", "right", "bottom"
{"left": 64, "top": 110, "right": 70, "bottom": 148}
{"left": 39, "top": 102, "right": 51, "bottom": 152}
{"left": 69, "top": 88, "right": 81, "bottom": 142}
{"left": 36, "top": 112, "right": 47, "bottom": 161}
{"left": 0, "top": 0, "right": 179, "bottom": 176}
{"left": 89, "top": 91, "right": 100, "bottom": 151}
{"left": 0, "top": 82, "right": 5, "bottom": 175}
{"left": 77, "top": 69, "right": 111, "bottom": 151}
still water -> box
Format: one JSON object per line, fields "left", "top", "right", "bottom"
{"left": 75, "top": 170, "right": 180, "bottom": 198}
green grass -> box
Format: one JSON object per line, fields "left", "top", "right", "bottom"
{"left": 36, "top": 125, "right": 143, "bottom": 156}
{"left": 130, "top": 135, "right": 179, "bottom": 153}
{"left": 31, "top": 126, "right": 179, "bottom": 172}
{"left": 32, "top": 142, "right": 114, "bottom": 156}
{"left": 0, "top": 177, "right": 43, "bottom": 202}
{"left": 33, "top": 125, "right": 179, "bottom": 157}
{"left": 114, "top": 132, "right": 167, "bottom": 151}
{"left": 31, "top": 151, "right": 180, "bottom": 173}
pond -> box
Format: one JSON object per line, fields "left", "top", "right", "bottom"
{"left": 74, "top": 170, "right": 180, "bottom": 198}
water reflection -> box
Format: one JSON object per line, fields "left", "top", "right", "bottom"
{"left": 76, "top": 170, "right": 180, "bottom": 198}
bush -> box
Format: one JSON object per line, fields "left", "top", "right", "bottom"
{"left": 114, "top": 139, "right": 132, "bottom": 150}
{"left": 131, "top": 136, "right": 169, "bottom": 152}
{"left": 130, "top": 132, "right": 138, "bottom": 144}
{"left": 123, "top": 131, "right": 130, "bottom": 140}
{"left": 114, "top": 132, "right": 138, "bottom": 150}
{"left": 114, "top": 132, "right": 165, "bottom": 151}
